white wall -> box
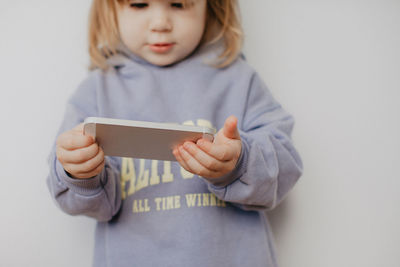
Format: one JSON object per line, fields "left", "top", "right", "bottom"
{"left": 1, "top": 1, "right": 399, "bottom": 267}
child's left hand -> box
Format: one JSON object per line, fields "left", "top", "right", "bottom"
{"left": 173, "top": 115, "right": 242, "bottom": 179}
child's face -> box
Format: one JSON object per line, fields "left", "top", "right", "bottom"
{"left": 117, "top": 0, "right": 207, "bottom": 66}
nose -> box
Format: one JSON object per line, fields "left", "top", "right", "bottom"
{"left": 149, "top": 8, "right": 172, "bottom": 33}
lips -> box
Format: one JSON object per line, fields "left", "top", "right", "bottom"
{"left": 149, "top": 43, "right": 175, "bottom": 53}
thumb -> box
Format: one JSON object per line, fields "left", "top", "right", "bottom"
{"left": 223, "top": 115, "right": 241, "bottom": 140}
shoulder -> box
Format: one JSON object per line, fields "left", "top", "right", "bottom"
{"left": 200, "top": 47, "right": 259, "bottom": 80}
{"left": 67, "top": 69, "right": 105, "bottom": 111}
{"left": 190, "top": 42, "right": 257, "bottom": 78}
{"left": 72, "top": 69, "right": 102, "bottom": 97}
{"left": 75, "top": 64, "right": 124, "bottom": 93}
{"left": 225, "top": 54, "right": 257, "bottom": 77}
{"left": 231, "top": 55, "right": 270, "bottom": 89}
{"left": 204, "top": 54, "right": 263, "bottom": 91}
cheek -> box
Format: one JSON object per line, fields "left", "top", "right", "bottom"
{"left": 118, "top": 15, "right": 130, "bottom": 42}
{"left": 177, "top": 17, "right": 205, "bottom": 43}
{"left": 118, "top": 14, "right": 144, "bottom": 46}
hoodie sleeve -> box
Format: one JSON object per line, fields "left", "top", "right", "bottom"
{"left": 203, "top": 72, "right": 303, "bottom": 211}
{"left": 46, "top": 72, "right": 122, "bottom": 222}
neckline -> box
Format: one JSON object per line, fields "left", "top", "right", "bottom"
{"left": 109, "top": 41, "right": 225, "bottom": 70}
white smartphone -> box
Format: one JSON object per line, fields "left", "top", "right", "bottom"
{"left": 83, "top": 117, "right": 215, "bottom": 161}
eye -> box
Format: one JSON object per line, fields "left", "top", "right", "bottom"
{"left": 130, "top": 3, "right": 148, "bottom": 9}
{"left": 171, "top": 2, "right": 184, "bottom": 8}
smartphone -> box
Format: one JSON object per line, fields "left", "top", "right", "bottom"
{"left": 83, "top": 117, "right": 215, "bottom": 161}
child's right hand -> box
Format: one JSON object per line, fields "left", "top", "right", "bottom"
{"left": 56, "top": 123, "right": 105, "bottom": 179}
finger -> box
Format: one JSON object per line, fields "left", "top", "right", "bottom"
{"left": 57, "top": 131, "right": 94, "bottom": 150}
{"left": 58, "top": 142, "right": 100, "bottom": 164}
{"left": 178, "top": 145, "right": 219, "bottom": 178}
{"left": 173, "top": 147, "right": 194, "bottom": 173}
{"left": 196, "top": 139, "right": 236, "bottom": 161}
{"left": 75, "top": 122, "right": 96, "bottom": 143}
{"left": 64, "top": 147, "right": 105, "bottom": 175}
{"left": 71, "top": 159, "right": 105, "bottom": 179}
{"left": 182, "top": 141, "right": 224, "bottom": 172}
{"left": 222, "top": 115, "right": 241, "bottom": 140}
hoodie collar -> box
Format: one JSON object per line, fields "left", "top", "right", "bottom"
{"left": 106, "top": 41, "right": 226, "bottom": 71}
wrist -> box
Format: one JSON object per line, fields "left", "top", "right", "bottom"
{"left": 55, "top": 158, "right": 104, "bottom": 195}
{"left": 65, "top": 170, "right": 96, "bottom": 180}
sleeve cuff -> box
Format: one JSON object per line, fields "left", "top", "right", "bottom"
{"left": 55, "top": 158, "right": 104, "bottom": 195}
{"left": 202, "top": 135, "right": 249, "bottom": 188}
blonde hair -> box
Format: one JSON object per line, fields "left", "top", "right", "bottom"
{"left": 88, "top": 0, "right": 243, "bottom": 70}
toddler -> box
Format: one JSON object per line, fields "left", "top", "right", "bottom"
{"left": 47, "top": 0, "right": 303, "bottom": 266}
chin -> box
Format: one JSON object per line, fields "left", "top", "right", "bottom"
{"left": 147, "top": 54, "right": 185, "bottom": 67}
{"left": 153, "top": 61, "right": 174, "bottom": 67}
{"left": 150, "top": 59, "right": 176, "bottom": 67}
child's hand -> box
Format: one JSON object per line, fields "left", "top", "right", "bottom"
{"left": 56, "top": 123, "right": 105, "bottom": 179}
{"left": 173, "top": 115, "right": 242, "bottom": 179}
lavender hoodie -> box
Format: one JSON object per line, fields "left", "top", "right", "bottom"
{"left": 47, "top": 43, "right": 303, "bottom": 267}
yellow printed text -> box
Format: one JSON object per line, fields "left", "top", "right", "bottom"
{"left": 185, "top": 193, "right": 226, "bottom": 208}
{"left": 132, "top": 198, "right": 151, "bottom": 213}
{"left": 154, "top": 195, "right": 181, "bottom": 211}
